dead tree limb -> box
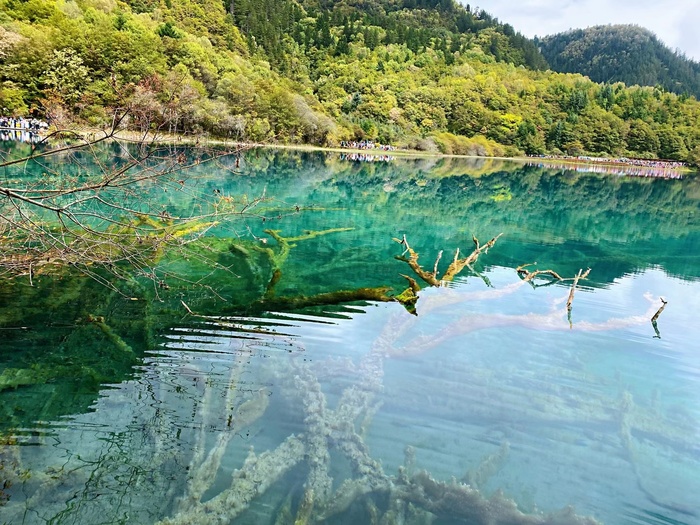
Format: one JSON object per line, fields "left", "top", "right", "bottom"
{"left": 651, "top": 297, "right": 668, "bottom": 338}
{"left": 516, "top": 262, "right": 563, "bottom": 282}
{"left": 651, "top": 297, "right": 668, "bottom": 323}
{"left": 441, "top": 234, "right": 502, "bottom": 282}
{"left": 394, "top": 234, "right": 502, "bottom": 288}
{"left": 393, "top": 237, "right": 441, "bottom": 287}
{"left": 566, "top": 268, "right": 591, "bottom": 312}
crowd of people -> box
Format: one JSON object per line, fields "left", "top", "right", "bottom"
{"left": 529, "top": 154, "right": 687, "bottom": 171}
{"left": 0, "top": 116, "right": 49, "bottom": 143}
{"left": 0, "top": 116, "right": 49, "bottom": 132}
{"left": 339, "top": 152, "right": 395, "bottom": 163}
{"left": 526, "top": 159, "right": 685, "bottom": 179}
{"left": 339, "top": 140, "right": 396, "bottom": 151}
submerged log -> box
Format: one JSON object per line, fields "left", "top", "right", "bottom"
{"left": 247, "top": 286, "right": 394, "bottom": 313}
{"left": 395, "top": 471, "right": 602, "bottom": 525}
{"left": 157, "top": 435, "right": 306, "bottom": 525}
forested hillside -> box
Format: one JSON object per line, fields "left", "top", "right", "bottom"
{"left": 1, "top": 0, "right": 699, "bottom": 164}
{"left": 537, "top": 25, "right": 700, "bottom": 99}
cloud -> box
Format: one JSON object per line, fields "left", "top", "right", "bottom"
{"left": 675, "top": 4, "right": 700, "bottom": 61}
{"left": 474, "top": 0, "right": 700, "bottom": 61}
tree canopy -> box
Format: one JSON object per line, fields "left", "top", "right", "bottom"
{"left": 1, "top": 0, "right": 699, "bottom": 164}
{"left": 537, "top": 25, "right": 700, "bottom": 99}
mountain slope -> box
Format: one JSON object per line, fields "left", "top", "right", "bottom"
{"left": 229, "top": 0, "right": 549, "bottom": 71}
{"left": 537, "top": 24, "right": 700, "bottom": 98}
{"left": 2, "top": 1, "right": 700, "bottom": 163}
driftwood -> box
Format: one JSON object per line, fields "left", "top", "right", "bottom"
{"left": 651, "top": 297, "right": 668, "bottom": 323}
{"left": 566, "top": 268, "right": 591, "bottom": 311}
{"left": 566, "top": 268, "right": 592, "bottom": 326}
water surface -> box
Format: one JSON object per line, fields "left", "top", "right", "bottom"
{"left": 1, "top": 149, "right": 699, "bottom": 524}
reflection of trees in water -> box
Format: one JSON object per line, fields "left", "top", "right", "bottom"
{"left": 231, "top": 150, "right": 700, "bottom": 282}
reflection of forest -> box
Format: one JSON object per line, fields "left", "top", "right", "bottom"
{"left": 234, "top": 150, "right": 700, "bottom": 284}
{"left": 0, "top": 276, "right": 148, "bottom": 430}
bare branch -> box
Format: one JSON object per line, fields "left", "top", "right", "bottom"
{"left": 651, "top": 297, "right": 668, "bottom": 323}
{"left": 0, "top": 109, "right": 256, "bottom": 288}
{"left": 441, "top": 233, "right": 502, "bottom": 282}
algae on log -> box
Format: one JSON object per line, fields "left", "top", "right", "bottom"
{"left": 218, "top": 227, "right": 401, "bottom": 314}
{"left": 247, "top": 286, "right": 395, "bottom": 313}
{"left": 250, "top": 228, "right": 354, "bottom": 272}
{"left": 394, "top": 274, "right": 421, "bottom": 315}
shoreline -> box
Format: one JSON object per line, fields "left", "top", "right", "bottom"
{"left": 33, "top": 127, "right": 697, "bottom": 177}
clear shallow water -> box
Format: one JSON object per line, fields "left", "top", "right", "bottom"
{"left": 1, "top": 149, "right": 700, "bottom": 524}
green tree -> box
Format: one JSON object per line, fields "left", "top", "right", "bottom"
{"left": 43, "top": 48, "right": 91, "bottom": 106}
{"left": 657, "top": 127, "right": 688, "bottom": 160}
{"left": 626, "top": 119, "right": 659, "bottom": 154}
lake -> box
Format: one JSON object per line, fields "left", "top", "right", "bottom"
{"left": 1, "top": 147, "right": 699, "bottom": 525}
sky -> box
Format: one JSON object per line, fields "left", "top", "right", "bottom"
{"left": 472, "top": 0, "right": 700, "bottom": 62}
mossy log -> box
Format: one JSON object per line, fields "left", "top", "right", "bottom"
{"left": 394, "top": 274, "right": 421, "bottom": 315}
{"left": 247, "top": 287, "right": 394, "bottom": 313}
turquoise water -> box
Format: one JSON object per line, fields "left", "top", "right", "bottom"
{"left": 1, "top": 149, "right": 700, "bottom": 524}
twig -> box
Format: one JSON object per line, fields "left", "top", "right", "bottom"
{"left": 432, "top": 250, "right": 443, "bottom": 279}
{"left": 566, "top": 268, "right": 591, "bottom": 328}
{"left": 181, "top": 300, "right": 195, "bottom": 315}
